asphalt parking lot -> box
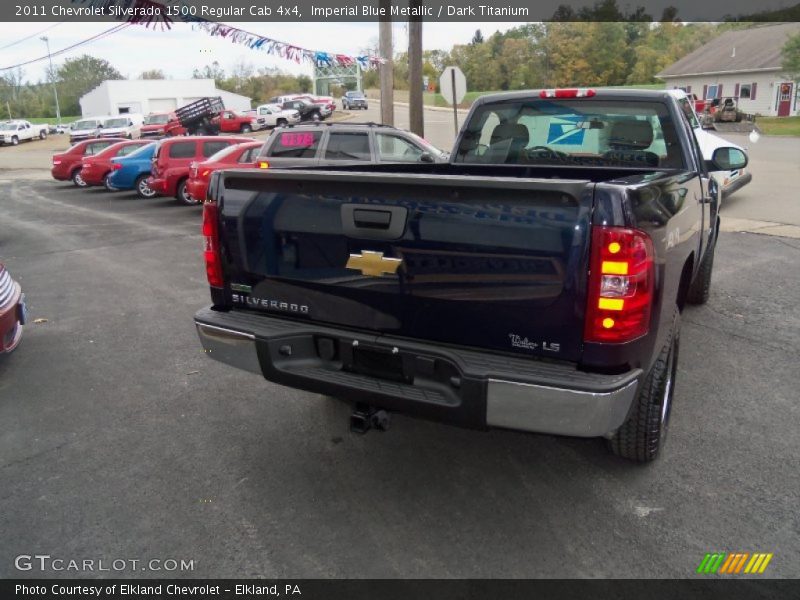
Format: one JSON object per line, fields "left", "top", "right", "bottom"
{"left": 0, "top": 128, "right": 798, "bottom": 578}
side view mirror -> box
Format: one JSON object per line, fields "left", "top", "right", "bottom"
{"left": 419, "top": 152, "right": 434, "bottom": 163}
{"left": 707, "top": 147, "right": 748, "bottom": 171}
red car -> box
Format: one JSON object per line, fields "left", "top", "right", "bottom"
{"left": 148, "top": 136, "right": 255, "bottom": 205}
{"left": 211, "top": 110, "right": 259, "bottom": 134}
{"left": 141, "top": 112, "right": 187, "bottom": 138}
{"left": 186, "top": 141, "right": 262, "bottom": 202}
{"left": 79, "top": 140, "right": 152, "bottom": 189}
{"left": 0, "top": 262, "right": 26, "bottom": 354}
{"left": 51, "top": 138, "right": 127, "bottom": 187}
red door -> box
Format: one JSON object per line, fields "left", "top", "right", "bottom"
{"left": 778, "top": 82, "right": 793, "bottom": 117}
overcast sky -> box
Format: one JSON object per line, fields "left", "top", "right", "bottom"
{"left": 0, "top": 21, "right": 520, "bottom": 83}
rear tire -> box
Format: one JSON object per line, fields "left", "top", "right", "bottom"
{"left": 176, "top": 179, "right": 197, "bottom": 205}
{"left": 39, "top": 130, "right": 47, "bottom": 140}
{"left": 276, "top": 118, "right": 287, "bottom": 127}
{"left": 71, "top": 169, "right": 87, "bottom": 187}
{"left": 686, "top": 240, "right": 715, "bottom": 305}
{"left": 311, "top": 112, "right": 321, "bottom": 122}
{"left": 241, "top": 124, "right": 252, "bottom": 134}
{"left": 134, "top": 174, "right": 156, "bottom": 199}
{"left": 608, "top": 309, "right": 681, "bottom": 462}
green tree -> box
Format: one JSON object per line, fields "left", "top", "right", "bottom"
{"left": 782, "top": 33, "right": 800, "bottom": 81}
{"left": 192, "top": 61, "right": 225, "bottom": 87}
{"left": 139, "top": 69, "right": 165, "bottom": 79}
{"left": 55, "top": 55, "right": 123, "bottom": 115}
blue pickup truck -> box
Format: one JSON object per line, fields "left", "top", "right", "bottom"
{"left": 194, "top": 89, "right": 747, "bottom": 462}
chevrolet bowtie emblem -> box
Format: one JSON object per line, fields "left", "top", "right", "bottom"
{"left": 346, "top": 251, "right": 402, "bottom": 277}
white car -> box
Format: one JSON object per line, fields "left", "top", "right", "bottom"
{"left": 100, "top": 115, "right": 143, "bottom": 139}
{"left": 253, "top": 104, "right": 301, "bottom": 129}
{"left": 69, "top": 117, "right": 110, "bottom": 143}
{"left": 669, "top": 89, "right": 752, "bottom": 200}
{"left": 0, "top": 120, "right": 48, "bottom": 145}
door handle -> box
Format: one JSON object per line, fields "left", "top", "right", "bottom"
{"left": 353, "top": 209, "right": 392, "bottom": 229}
{"left": 341, "top": 204, "right": 407, "bottom": 240}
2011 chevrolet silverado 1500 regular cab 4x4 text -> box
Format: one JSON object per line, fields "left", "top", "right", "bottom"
{"left": 194, "top": 89, "right": 747, "bottom": 462}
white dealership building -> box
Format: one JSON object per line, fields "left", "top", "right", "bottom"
{"left": 79, "top": 79, "right": 252, "bottom": 117}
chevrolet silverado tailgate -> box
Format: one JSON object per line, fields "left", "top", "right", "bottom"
{"left": 215, "top": 169, "right": 594, "bottom": 362}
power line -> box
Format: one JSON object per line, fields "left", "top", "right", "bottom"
{"left": 0, "top": 23, "right": 131, "bottom": 72}
{"left": 0, "top": 21, "right": 69, "bottom": 52}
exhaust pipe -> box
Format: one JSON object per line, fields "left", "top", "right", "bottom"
{"left": 350, "top": 403, "right": 391, "bottom": 434}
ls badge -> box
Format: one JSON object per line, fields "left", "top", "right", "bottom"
{"left": 346, "top": 251, "right": 402, "bottom": 277}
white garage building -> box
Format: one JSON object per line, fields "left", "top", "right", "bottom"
{"left": 79, "top": 79, "right": 252, "bottom": 117}
{"left": 657, "top": 23, "right": 800, "bottom": 117}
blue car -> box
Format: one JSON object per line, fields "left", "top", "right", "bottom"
{"left": 107, "top": 142, "right": 158, "bottom": 198}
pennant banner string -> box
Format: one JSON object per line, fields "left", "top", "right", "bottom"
{"left": 70, "top": 0, "right": 386, "bottom": 69}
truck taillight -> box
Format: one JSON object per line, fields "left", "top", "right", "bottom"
{"left": 202, "top": 202, "right": 224, "bottom": 288}
{"left": 112, "top": 163, "right": 123, "bottom": 170}
{"left": 539, "top": 88, "right": 596, "bottom": 99}
{"left": 584, "top": 226, "right": 654, "bottom": 344}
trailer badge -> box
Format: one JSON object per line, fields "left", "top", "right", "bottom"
{"left": 346, "top": 251, "right": 402, "bottom": 277}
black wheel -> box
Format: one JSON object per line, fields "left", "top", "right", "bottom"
{"left": 11, "top": 136, "right": 19, "bottom": 146}
{"left": 311, "top": 112, "right": 321, "bottom": 122}
{"left": 686, "top": 240, "right": 716, "bottom": 305}
{"left": 608, "top": 309, "right": 681, "bottom": 462}
{"left": 71, "top": 169, "right": 87, "bottom": 187}
{"left": 241, "top": 124, "right": 252, "bottom": 133}
{"left": 134, "top": 174, "right": 156, "bottom": 199}
{"left": 276, "top": 118, "right": 287, "bottom": 127}
{"left": 39, "top": 130, "right": 47, "bottom": 140}
{"left": 176, "top": 179, "right": 197, "bottom": 205}
{"left": 195, "top": 127, "right": 206, "bottom": 136}
{"left": 103, "top": 172, "right": 116, "bottom": 191}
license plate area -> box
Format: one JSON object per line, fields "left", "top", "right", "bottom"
{"left": 350, "top": 347, "right": 408, "bottom": 383}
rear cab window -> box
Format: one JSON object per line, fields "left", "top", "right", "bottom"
{"left": 455, "top": 97, "right": 685, "bottom": 169}
{"left": 324, "top": 132, "right": 371, "bottom": 161}
{"left": 267, "top": 131, "right": 322, "bottom": 159}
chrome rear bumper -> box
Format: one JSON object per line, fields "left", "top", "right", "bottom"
{"left": 195, "top": 309, "right": 641, "bottom": 438}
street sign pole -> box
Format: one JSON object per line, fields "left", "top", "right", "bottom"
{"left": 439, "top": 66, "right": 466, "bottom": 139}
{"left": 451, "top": 68, "right": 458, "bottom": 137}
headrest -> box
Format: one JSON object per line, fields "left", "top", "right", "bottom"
{"left": 491, "top": 122, "right": 530, "bottom": 146}
{"left": 608, "top": 120, "right": 654, "bottom": 149}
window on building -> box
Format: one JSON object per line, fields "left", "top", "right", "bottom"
{"left": 707, "top": 84, "right": 719, "bottom": 99}
{"left": 739, "top": 84, "right": 752, "bottom": 99}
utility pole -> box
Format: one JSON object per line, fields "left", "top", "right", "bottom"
{"left": 407, "top": 7, "right": 424, "bottom": 137}
{"left": 378, "top": 1, "right": 394, "bottom": 126}
{"left": 5, "top": 101, "right": 11, "bottom": 120}
{"left": 41, "top": 36, "right": 61, "bottom": 126}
